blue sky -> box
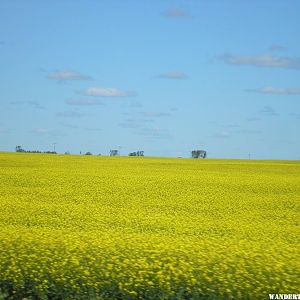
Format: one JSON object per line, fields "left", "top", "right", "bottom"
{"left": 0, "top": 0, "right": 299, "bottom": 159}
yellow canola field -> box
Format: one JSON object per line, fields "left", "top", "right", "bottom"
{"left": 0, "top": 152, "right": 299, "bottom": 299}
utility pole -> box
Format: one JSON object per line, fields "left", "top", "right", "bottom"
{"left": 248, "top": 153, "right": 251, "bottom": 160}
{"left": 53, "top": 142, "right": 57, "bottom": 153}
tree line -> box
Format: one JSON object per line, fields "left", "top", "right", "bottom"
{"left": 15, "top": 146, "right": 56, "bottom": 154}
{"left": 16, "top": 146, "right": 207, "bottom": 158}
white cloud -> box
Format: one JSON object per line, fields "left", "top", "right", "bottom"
{"left": 260, "top": 106, "right": 279, "bottom": 116}
{"left": 269, "top": 44, "right": 287, "bottom": 52}
{"left": 246, "top": 86, "right": 300, "bottom": 95}
{"left": 81, "top": 87, "right": 135, "bottom": 97}
{"left": 158, "top": 71, "right": 189, "bottom": 79}
{"left": 220, "top": 54, "right": 300, "bottom": 69}
{"left": 48, "top": 70, "right": 92, "bottom": 81}
{"left": 65, "top": 98, "right": 104, "bottom": 106}
{"left": 10, "top": 101, "right": 45, "bottom": 110}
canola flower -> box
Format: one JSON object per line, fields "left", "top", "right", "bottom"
{"left": 0, "top": 152, "right": 299, "bottom": 299}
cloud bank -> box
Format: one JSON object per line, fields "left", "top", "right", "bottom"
{"left": 65, "top": 98, "right": 104, "bottom": 106}
{"left": 220, "top": 54, "right": 300, "bottom": 69}
{"left": 246, "top": 86, "right": 300, "bottom": 95}
{"left": 269, "top": 44, "right": 287, "bottom": 52}
{"left": 158, "top": 71, "right": 189, "bottom": 79}
{"left": 81, "top": 87, "right": 135, "bottom": 97}
{"left": 10, "top": 101, "right": 45, "bottom": 110}
{"left": 260, "top": 106, "right": 279, "bottom": 116}
{"left": 48, "top": 70, "right": 92, "bottom": 81}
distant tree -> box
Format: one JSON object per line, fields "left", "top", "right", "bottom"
{"left": 129, "top": 152, "right": 136, "bottom": 156}
{"left": 191, "top": 150, "right": 207, "bottom": 158}
{"left": 65, "top": 151, "right": 70, "bottom": 155}
{"left": 137, "top": 151, "right": 144, "bottom": 156}
{"left": 15, "top": 145, "right": 24, "bottom": 152}
{"left": 129, "top": 151, "right": 144, "bottom": 156}
{"left": 110, "top": 150, "right": 119, "bottom": 156}
{"left": 85, "top": 152, "right": 92, "bottom": 155}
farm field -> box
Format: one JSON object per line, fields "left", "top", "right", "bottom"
{"left": 0, "top": 152, "right": 299, "bottom": 299}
